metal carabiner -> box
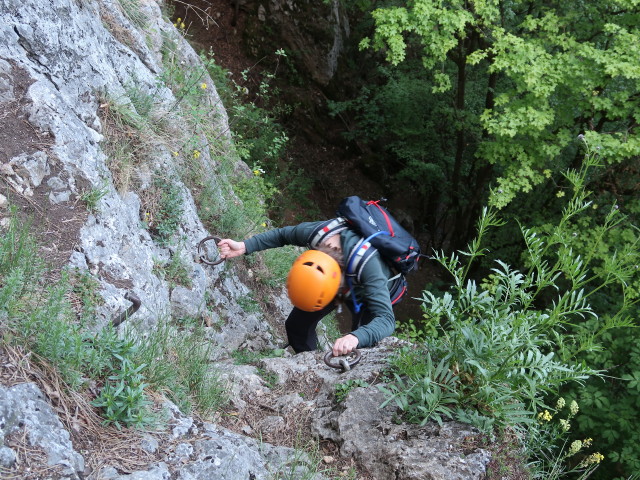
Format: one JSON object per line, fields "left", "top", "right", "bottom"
{"left": 197, "top": 235, "right": 225, "bottom": 266}
{"left": 324, "top": 350, "right": 362, "bottom": 372}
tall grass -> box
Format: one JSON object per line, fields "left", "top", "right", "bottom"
{"left": 0, "top": 213, "right": 228, "bottom": 426}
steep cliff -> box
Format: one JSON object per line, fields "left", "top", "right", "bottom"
{"left": 0, "top": 0, "right": 491, "bottom": 478}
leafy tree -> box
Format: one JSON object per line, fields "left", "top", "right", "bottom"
{"left": 349, "top": 0, "right": 640, "bottom": 246}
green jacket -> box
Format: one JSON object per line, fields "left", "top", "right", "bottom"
{"left": 244, "top": 221, "right": 395, "bottom": 348}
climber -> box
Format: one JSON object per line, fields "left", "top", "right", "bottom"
{"left": 217, "top": 220, "right": 403, "bottom": 357}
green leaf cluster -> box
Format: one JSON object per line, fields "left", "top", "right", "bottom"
{"left": 382, "top": 155, "right": 638, "bottom": 476}
{"left": 335, "top": 379, "right": 369, "bottom": 403}
{"left": 90, "top": 339, "right": 153, "bottom": 429}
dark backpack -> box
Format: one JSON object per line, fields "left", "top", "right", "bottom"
{"left": 308, "top": 196, "right": 421, "bottom": 311}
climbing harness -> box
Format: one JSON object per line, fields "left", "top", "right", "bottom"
{"left": 197, "top": 235, "right": 226, "bottom": 266}
{"left": 324, "top": 349, "right": 362, "bottom": 372}
{"left": 112, "top": 291, "right": 141, "bottom": 327}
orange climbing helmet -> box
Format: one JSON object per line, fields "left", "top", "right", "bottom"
{"left": 286, "top": 250, "right": 341, "bottom": 312}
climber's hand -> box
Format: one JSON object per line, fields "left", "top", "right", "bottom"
{"left": 217, "top": 239, "right": 246, "bottom": 259}
{"left": 332, "top": 334, "right": 358, "bottom": 357}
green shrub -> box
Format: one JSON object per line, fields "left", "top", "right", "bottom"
{"left": 382, "top": 151, "right": 636, "bottom": 477}
{"left": 90, "top": 337, "right": 153, "bottom": 429}
{"left": 131, "top": 319, "right": 228, "bottom": 416}
{"left": 153, "top": 250, "right": 192, "bottom": 289}
{"left": 142, "top": 172, "right": 184, "bottom": 245}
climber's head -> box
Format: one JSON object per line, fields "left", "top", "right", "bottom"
{"left": 286, "top": 249, "right": 341, "bottom": 312}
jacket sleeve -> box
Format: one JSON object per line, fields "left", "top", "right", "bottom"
{"left": 349, "top": 256, "right": 395, "bottom": 348}
{"left": 244, "top": 222, "right": 322, "bottom": 254}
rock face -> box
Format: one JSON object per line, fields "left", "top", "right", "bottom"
{"left": 258, "top": 339, "right": 492, "bottom": 480}
{"left": 0, "top": 383, "right": 84, "bottom": 477}
{"left": 244, "top": 0, "right": 350, "bottom": 86}
{"left": 1, "top": 0, "right": 289, "bottom": 344}
{"left": 0, "top": 0, "right": 491, "bottom": 478}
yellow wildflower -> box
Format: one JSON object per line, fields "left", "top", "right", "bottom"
{"left": 556, "top": 190, "right": 565, "bottom": 198}
{"left": 201, "top": 82, "right": 207, "bottom": 89}
{"left": 559, "top": 419, "right": 570, "bottom": 432}
{"left": 583, "top": 438, "right": 593, "bottom": 448}
{"left": 537, "top": 410, "right": 553, "bottom": 422}
{"left": 580, "top": 452, "right": 604, "bottom": 467}
{"left": 556, "top": 397, "right": 566, "bottom": 409}
{"left": 193, "top": 150, "right": 201, "bottom": 159}
{"left": 172, "top": 151, "right": 179, "bottom": 157}
{"left": 590, "top": 453, "right": 604, "bottom": 464}
{"left": 261, "top": 222, "right": 267, "bottom": 227}
{"left": 568, "top": 440, "right": 583, "bottom": 456}
{"left": 180, "top": 22, "right": 186, "bottom": 29}
{"left": 543, "top": 169, "right": 552, "bottom": 178}
{"left": 570, "top": 400, "right": 579, "bottom": 416}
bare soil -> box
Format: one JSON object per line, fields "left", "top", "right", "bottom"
{"left": 0, "top": 61, "right": 88, "bottom": 275}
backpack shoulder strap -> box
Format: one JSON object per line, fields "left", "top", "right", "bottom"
{"left": 345, "top": 236, "right": 381, "bottom": 283}
{"left": 345, "top": 231, "right": 391, "bottom": 313}
{"left": 308, "top": 217, "right": 348, "bottom": 248}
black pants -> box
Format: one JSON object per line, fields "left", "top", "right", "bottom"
{"left": 285, "top": 301, "right": 374, "bottom": 353}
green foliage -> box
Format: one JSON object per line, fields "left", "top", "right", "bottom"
{"left": 69, "top": 268, "right": 104, "bottom": 325}
{"left": 118, "top": 0, "right": 148, "bottom": 29}
{"left": 507, "top": 147, "right": 640, "bottom": 478}
{"left": 231, "top": 349, "right": 283, "bottom": 388}
{"left": 256, "top": 367, "right": 279, "bottom": 389}
{"left": 205, "top": 49, "right": 319, "bottom": 225}
{"left": 328, "top": 64, "right": 456, "bottom": 192}
{"left": 334, "top": 379, "right": 369, "bottom": 403}
{"left": 381, "top": 353, "right": 459, "bottom": 427}
{"left": 265, "top": 434, "right": 358, "bottom": 480}
{"left": 195, "top": 180, "right": 255, "bottom": 240}
{"left": 395, "top": 317, "right": 435, "bottom": 344}
{"left": 99, "top": 101, "right": 142, "bottom": 195}
{"left": 236, "top": 293, "right": 261, "bottom": 313}
{"left": 145, "top": 173, "right": 184, "bottom": 245}
{"left": 364, "top": 0, "right": 640, "bottom": 209}
{"left": 153, "top": 251, "right": 192, "bottom": 289}
{"left": 91, "top": 338, "right": 153, "bottom": 429}
{"left": 204, "top": 51, "right": 290, "bottom": 164}
{"left": 0, "top": 213, "right": 44, "bottom": 313}
{"left": 231, "top": 348, "right": 286, "bottom": 366}
{"left": 0, "top": 211, "right": 227, "bottom": 423}
{"left": 132, "top": 319, "right": 228, "bottom": 416}
{"left": 259, "top": 245, "right": 300, "bottom": 288}
{"left": 0, "top": 219, "right": 155, "bottom": 427}
{"left": 381, "top": 156, "right": 636, "bottom": 476}
{"left": 79, "top": 180, "right": 109, "bottom": 213}
{"left": 340, "top": 0, "right": 640, "bottom": 251}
